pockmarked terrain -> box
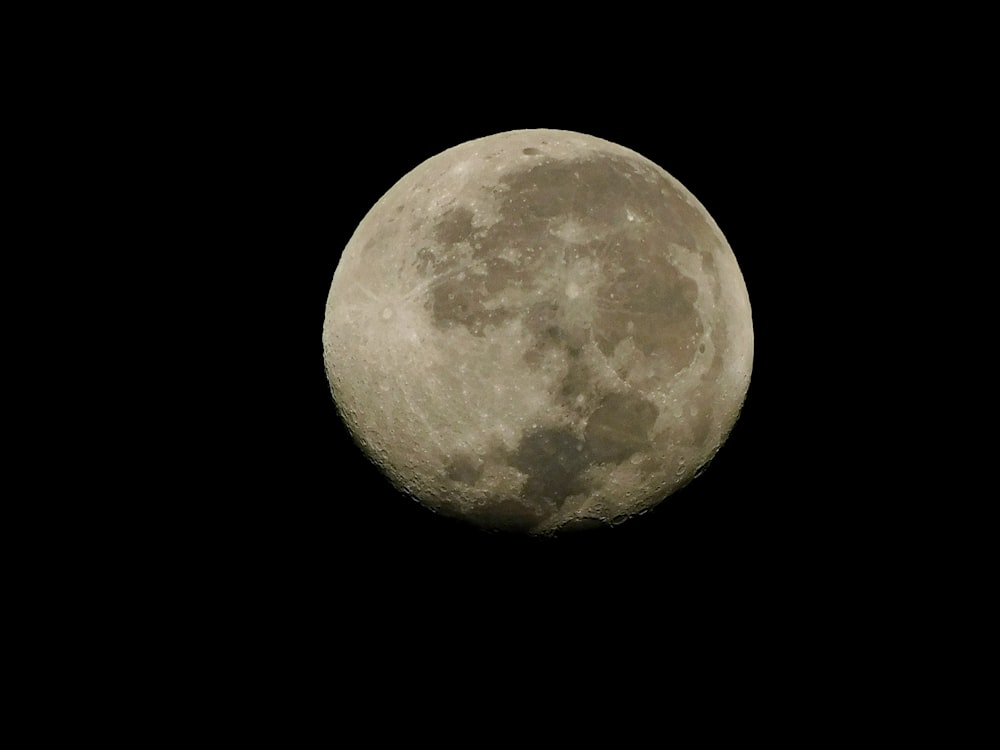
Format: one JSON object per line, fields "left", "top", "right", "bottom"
{"left": 323, "top": 129, "right": 753, "bottom": 534}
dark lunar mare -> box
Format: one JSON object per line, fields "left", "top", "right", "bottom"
{"left": 415, "top": 151, "right": 721, "bottom": 529}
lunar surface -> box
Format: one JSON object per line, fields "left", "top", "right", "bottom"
{"left": 323, "top": 129, "right": 753, "bottom": 534}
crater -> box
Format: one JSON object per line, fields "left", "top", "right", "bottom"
{"left": 522, "top": 147, "right": 541, "bottom": 155}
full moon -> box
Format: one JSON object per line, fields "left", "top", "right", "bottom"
{"left": 323, "top": 129, "right": 753, "bottom": 534}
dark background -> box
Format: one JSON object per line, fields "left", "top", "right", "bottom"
{"left": 40, "top": 11, "right": 971, "bottom": 729}
{"left": 191, "top": 34, "right": 902, "bottom": 657}
{"left": 43, "top": 11, "right": 959, "bottom": 727}
{"left": 235, "top": 97, "right": 851, "bottom": 612}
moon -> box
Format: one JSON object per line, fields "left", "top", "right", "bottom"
{"left": 323, "top": 129, "right": 753, "bottom": 534}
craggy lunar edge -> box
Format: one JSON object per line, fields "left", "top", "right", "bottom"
{"left": 323, "top": 129, "right": 753, "bottom": 534}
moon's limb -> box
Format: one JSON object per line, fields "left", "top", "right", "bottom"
{"left": 323, "top": 129, "right": 753, "bottom": 534}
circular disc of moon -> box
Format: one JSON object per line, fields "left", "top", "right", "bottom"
{"left": 323, "top": 129, "right": 753, "bottom": 534}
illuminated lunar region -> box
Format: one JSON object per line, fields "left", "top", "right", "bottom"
{"left": 323, "top": 129, "right": 753, "bottom": 534}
